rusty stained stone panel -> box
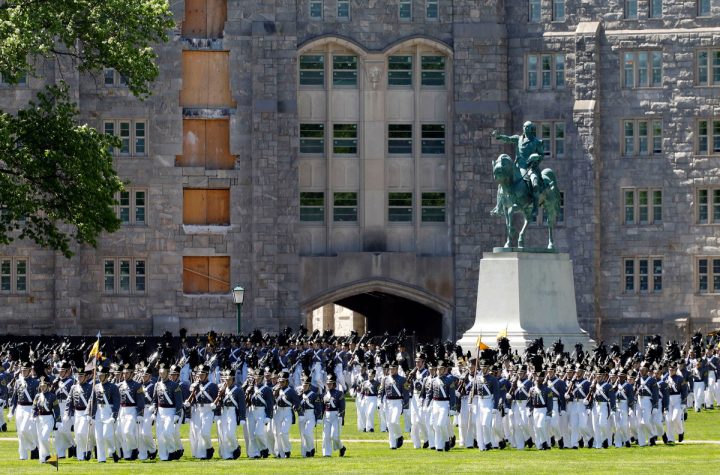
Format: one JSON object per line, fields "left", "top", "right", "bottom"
{"left": 176, "top": 119, "right": 234, "bottom": 169}
{"left": 182, "top": 0, "right": 226, "bottom": 39}
{"left": 180, "top": 51, "right": 234, "bottom": 108}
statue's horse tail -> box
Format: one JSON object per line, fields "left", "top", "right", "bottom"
{"left": 541, "top": 168, "right": 561, "bottom": 218}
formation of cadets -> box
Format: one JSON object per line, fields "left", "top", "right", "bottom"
{"left": 1, "top": 328, "right": 719, "bottom": 464}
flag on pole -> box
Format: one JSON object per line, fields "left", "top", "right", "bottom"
{"left": 476, "top": 336, "right": 490, "bottom": 350}
{"left": 88, "top": 332, "right": 101, "bottom": 360}
{"left": 46, "top": 454, "right": 59, "bottom": 470}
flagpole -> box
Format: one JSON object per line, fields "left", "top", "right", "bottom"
{"left": 85, "top": 332, "right": 101, "bottom": 460}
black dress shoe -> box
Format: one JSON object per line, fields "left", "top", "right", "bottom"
{"left": 397, "top": 436, "right": 404, "bottom": 448}
{"left": 558, "top": 438, "right": 564, "bottom": 449}
{"left": 588, "top": 437, "right": 594, "bottom": 448}
{"left": 261, "top": 448, "right": 269, "bottom": 458}
{"left": 1, "top": 423, "right": 7, "bottom": 432}
{"left": 30, "top": 448, "right": 39, "bottom": 460}
{"left": 131, "top": 448, "right": 139, "bottom": 460}
{"left": 112, "top": 451, "right": 120, "bottom": 463}
{"left": 679, "top": 433, "right": 684, "bottom": 442}
{"left": 625, "top": 441, "right": 631, "bottom": 448}
{"left": 285, "top": 451, "right": 290, "bottom": 458}
{"left": 169, "top": 450, "right": 178, "bottom": 461}
{"left": 602, "top": 439, "right": 608, "bottom": 449}
{"left": 422, "top": 441, "right": 429, "bottom": 449}
{"left": 444, "top": 441, "right": 450, "bottom": 451}
{"left": 369, "top": 428, "right": 374, "bottom": 432}
{"left": 339, "top": 446, "right": 346, "bottom": 457}
{"left": 206, "top": 447, "right": 215, "bottom": 459}
{"left": 148, "top": 449, "right": 157, "bottom": 460}
{"left": 649, "top": 437, "right": 656, "bottom": 446}
{"left": 551, "top": 436, "right": 556, "bottom": 447}
{"left": 662, "top": 433, "right": 668, "bottom": 444}
{"left": 499, "top": 439, "right": 507, "bottom": 449}
{"left": 485, "top": 443, "right": 492, "bottom": 450}
{"left": 579, "top": 438, "right": 584, "bottom": 448}
{"left": 473, "top": 439, "right": 478, "bottom": 448}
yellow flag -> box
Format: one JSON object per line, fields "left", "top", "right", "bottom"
{"left": 476, "top": 336, "right": 489, "bottom": 350}
{"left": 47, "top": 454, "right": 59, "bottom": 470}
{"left": 88, "top": 340, "right": 100, "bottom": 360}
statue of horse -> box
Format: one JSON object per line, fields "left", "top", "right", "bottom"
{"left": 491, "top": 153, "right": 561, "bottom": 249}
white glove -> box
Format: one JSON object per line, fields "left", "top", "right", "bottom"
{"left": 560, "top": 411, "right": 566, "bottom": 416}
{"left": 173, "top": 415, "right": 180, "bottom": 424}
{"left": 583, "top": 400, "right": 589, "bottom": 406}
{"left": 150, "top": 414, "right": 156, "bottom": 422}
{"left": 264, "top": 417, "right": 271, "bottom": 425}
{"left": 136, "top": 416, "right": 144, "bottom": 424}
{"left": 210, "top": 403, "right": 217, "bottom": 411}
{"left": 239, "top": 420, "right": 246, "bottom": 426}
{"left": 449, "top": 410, "right": 457, "bottom": 417}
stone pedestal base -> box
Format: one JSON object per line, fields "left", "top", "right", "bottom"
{"left": 457, "top": 251, "right": 593, "bottom": 352}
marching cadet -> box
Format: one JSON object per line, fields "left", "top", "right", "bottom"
{"left": 66, "top": 368, "right": 94, "bottom": 461}
{"left": 589, "top": 367, "right": 615, "bottom": 449}
{"left": 473, "top": 359, "right": 500, "bottom": 451}
{"left": 430, "top": 360, "right": 455, "bottom": 452}
{"left": 528, "top": 371, "right": 553, "bottom": 450}
{"left": 665, "top": 362, "right": 688, "bottom": 443}
{"left": 545, "top": 365, "right": 567, "bottom": 448}
{"left": 138, "top": 365, "right": 157, "bottom": 460}
{"left": 111, "top": 365, "right": 123, "bottom": 454}
{"left": 508, "top": 364, "right": 533, "bottom": 450}
{"left": 422, "top": 363, "right": 436, "bottom": 449}
{"left": 493, "top": 363, "right": 511, "bottom": 449}
{"left": 614, "top": 369, "right": 635, "bottom": 448}
{"left": 168, "top": 365, "right": 188, "bottom": 460}
{"left": 654, "top": 366, "right": 670, "bottom": 443}
{"left": 704, "top": 347, "right": 718, "bottom": 409}
{"left": 298, "top": 375, "right": 321, "bottom": 457}
{"left": 380, "top": 361, "right": 409, "bottom": 450}
{"left": 352, "top": 365, "right": 368, "bottom": 431}
{"left": 273, "top": 370, "right": 301, "bottom": 458}
{"left": 456, "top": 359, "right": 474, "bottom": 449}
{"left": 690, "top": 359, "right": 708, "bottom": 412}
{"left": 321, "top": 374, "right": 346, "bottom": 457}
{"left": 361, "top": 369, "right": 380, "bottom": 432}
{"left": 408, "top": 353, "right": 429, "bottom": 449}
{"left": 187, "top": 364, "right": 218, "bottom": 459}
{"left": 54, "top": 361, "right": 76, "bottom": 458}
{"left": 0, "top": 365, "right": 8, "bottom": 432}
{"left": 10, "top": 361, "right": 40, "bottom": 460}
{"left": 246, "top": 370, "right": 274, "bottom": 459}
{"left": 117, "top": 364, "right": 144, "bottom": 460}
{"left": 568, "top": 365, "right": 592, "bottom": 449}
{"left": 94, "top": 365, "right": 121, "bottom": 462}
{"left": 154, "top": 364, "right": 183, "bottom": 461}
{"left": 33, "top": 377, "right": 60, "bottom": 463}
{"left": 635, "top": 361, "right": 659, "bottom": 446}
{"left": 214, "top": 369, "right": 245, "bottom": 460}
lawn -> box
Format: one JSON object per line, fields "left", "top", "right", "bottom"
{"left": 1, "top": 402, "right": 719, "bottom": 474}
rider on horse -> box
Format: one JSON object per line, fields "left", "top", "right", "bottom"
{"left": 491, "top": 121, "right": 545, "bottom": 220}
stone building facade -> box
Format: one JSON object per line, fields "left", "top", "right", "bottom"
{"left": 1, "top": 1, "right": 719, "bottom": 347}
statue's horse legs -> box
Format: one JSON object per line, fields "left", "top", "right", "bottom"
{"left": 504, "top": 208, "right": 514, "bottom": 248}
{"left": 517, "top": 210, "right": 531, "bottom": 249}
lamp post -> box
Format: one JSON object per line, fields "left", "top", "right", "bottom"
{"left": 232, "top": 285, "right": 245, "bottom": 335}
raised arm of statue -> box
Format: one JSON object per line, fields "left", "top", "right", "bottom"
{"left": 491, "top": 130, "right": 518, "bottom": 145}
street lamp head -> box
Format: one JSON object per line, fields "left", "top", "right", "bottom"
{"left": 232, "top": 285, "right": 245, "bottom": 305}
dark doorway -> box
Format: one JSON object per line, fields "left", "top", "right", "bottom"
{"left": 334, "top": 292, "right": 442, "bottom": 343}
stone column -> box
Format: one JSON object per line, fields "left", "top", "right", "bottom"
{"left": 572, "top": 21, "right": 602, "bottom": 340}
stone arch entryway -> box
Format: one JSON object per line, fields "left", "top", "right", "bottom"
{"left": 301, "top": 277, "right": 452, "bottom": 343}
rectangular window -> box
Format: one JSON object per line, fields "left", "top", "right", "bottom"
{"left": 333, "top": 124, "right": 358, "bottom": 155}
{"left": 697, "top": 188, "right": 720, "bottom": 224}
{"left": 333, "top": 55, "right": 357, "bottom": 87}
{"left": 388, "top": 124, "right": 413, "bottom": 155}
{"left": 649, "top": 0, "right": 662, "bottom": 18}
{"left": 623, "top": 51, "right": 662, "bottom": 88}
{"left": 698, "top": 119, "right": 720, "bottom": 154}
{"left": 552, "top": 0, "right": 565, "bottom": 21}
{"left": 697, "top": 257, "right": 720, "bottom": 293}
{"left": 529, "top": 0, "right": 541, "bottom": 22}
{"left": 182, "top": 256, "right": 230, "bottom": 294}
{"left": 310, "top": 0, "right": 323, "bottom": 20}
{"left": 388, "top": 55, "right": 413, "bottom": 87}
{"left": 103, "top": 68, "right": 127, "bottom": 87}
{"left": 426, "top": 0, "right": 439, "bottom": 20}
{"left": 535, "top": 121, "right": 565, "bottom": 158}
{"left": 421, "top": 124, "right": 445, "bottom": 155}
{"left": 622, "top": 119, "right": 663, "bottom": 157}
{"left": 698, "top": 0, "right": 711, "bottom": 16}
{"left": 300, "top": 192, "right": 325, "bottom": 222}
{"left": 0, "top": 258, "right": 27, "bottom": 294}
{"left": 183, "top": 189, "right": 230, "bottom": 225}
{"left": 625, "top": 257, "right": 662, "bottom": 294}
{"left": 696, "top": 50, "right": 720, "bottom": 86}
{"left": 333, "top": 192, "right": 358, "bottom": 222}
{"left": 103, "top": 119, "right": 147, "bottom": 157}
{"left": 388, "top": 192, "right": 413, "bottom": 222}
{"left": 337, "top": 0, "right": 350, "bottom": 20}
{"left": 421, "top": 56, "right": 446, "bottom": 87}
{"left": 399, "top": 0, "right": 412, "bottom": 20}
{"left": 116, "top": 189, "right": 147, "bottom": 225}
{"left": 300, "top": 123, "right": 325, "bottom": 154}
{"left": 527, "top": 53, "right": 565, "bottom": 90}
{"left": 421, "top": 192, "right": 446, "bottom": 223}
{"left": 299, "top": 55, "right": 325, "bottom": 87}
{"left": 0, "top": 71, "right": 27, "bottom": 86}
{"left": 623, "top": 188, "right": 662, "bottom": 225}
{"left": 625, "top": 0, "right": 638, "bottom": 19}
{"left": 103, "top": 258, "right": 146, "bottom": 294}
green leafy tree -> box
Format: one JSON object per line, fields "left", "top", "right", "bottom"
{"left": 0, "top": 1, "right": 173, "bottom": 257}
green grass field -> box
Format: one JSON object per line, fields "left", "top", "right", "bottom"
{"left": 2, "top": 402, "right": 719, "bottom": 474}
